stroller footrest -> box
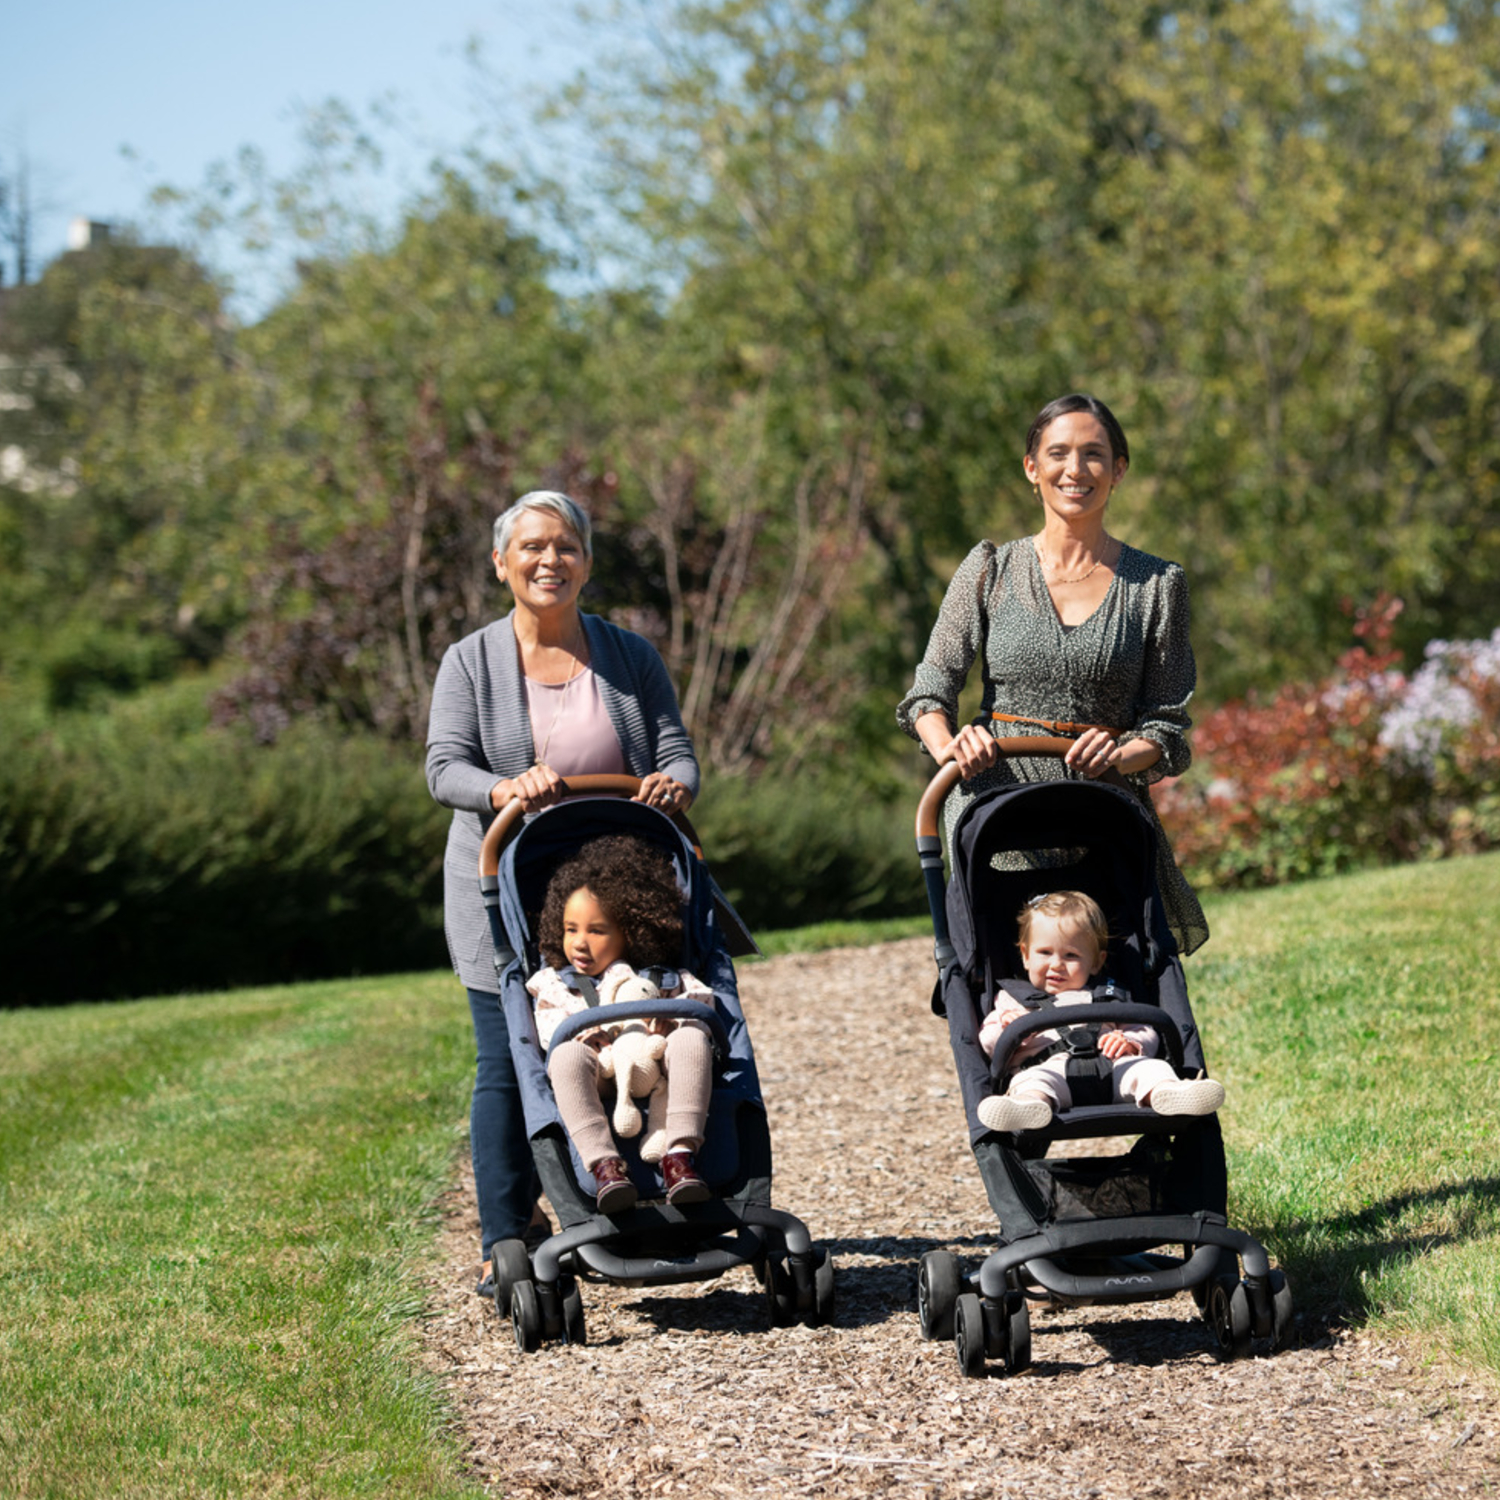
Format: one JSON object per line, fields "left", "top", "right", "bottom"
{"left": 573, "top": 1240, "right": 754, "bottom": 1287}
{"left": 1015, "top": 1103, "right": 1215, "bottom": 1142}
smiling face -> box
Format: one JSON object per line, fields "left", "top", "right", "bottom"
{"left": 561, "top": 886, "right": 626, "bottom": 976}
{"left": 1020, "top": 912, "right": 1102, "bottom": 994}
{"left": 493, "top": 508, "right": 590, "bottom": 615}
{"left": 1022, "top": 411, "right": 1127, "bottom": 524}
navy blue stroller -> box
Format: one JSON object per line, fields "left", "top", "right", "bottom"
{"left": 479, "top": 776, "right": 832, "bottom": 1350}
{"left": 913, "top": 754, "right": 1292, "bottom": 1375}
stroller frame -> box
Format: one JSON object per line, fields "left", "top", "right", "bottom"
{"left": 479, "top": 778, "right": 832, "bottom": 1350}
{"left": 913, "top": 756, "right": 1292, "bottom": 1375}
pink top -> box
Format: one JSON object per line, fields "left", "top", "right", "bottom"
{"left": 525, "top": 668, "right": 627, "bottom": 776}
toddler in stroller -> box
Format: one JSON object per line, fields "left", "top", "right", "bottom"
{"left": 913, "top": 761, "right": 1292, "bottom": 1376}
{"left": 529, "top": 833, "right": 718, "bottom": 1210}
{"left": 480, "top": 777, "right": 833, "bottom": 1350}
{"left": 977, "top": 889, "right": 1226, "bottom": 1133}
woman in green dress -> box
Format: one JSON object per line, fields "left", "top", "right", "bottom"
{"left": 896, "top": 393, "right": 1207, "bottom": 955}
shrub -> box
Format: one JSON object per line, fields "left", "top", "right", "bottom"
{"left": 1157, "top": 599, "right": 1500, "bottom": 889}
{"left": 0, "top": 693, "right": 928, "bottom": 1004}
{"left": 689, "top": 771, "right": 928, "bottom": 933}
{"left": 0, "top": 713, "right": 449, "bottom": 1006}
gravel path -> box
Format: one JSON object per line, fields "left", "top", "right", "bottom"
{"left": 419, "top": 939, "right": 1497, "bottom": 1498}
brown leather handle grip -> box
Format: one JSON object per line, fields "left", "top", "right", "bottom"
{"left": 479, "top": 774, "right": 702, "bottom": 876}
{"left": 914, "top": 735, "right": 1080, "bottom": 841}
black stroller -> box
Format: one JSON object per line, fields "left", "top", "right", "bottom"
{"left": 913, "top": 754, "right": 1292, "bottom": 1376}
{"left": 479, "top": 776, "right": 833, "bottom": 1350}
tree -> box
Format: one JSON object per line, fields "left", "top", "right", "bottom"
{"left": 0, "top": 141, "right": 38, "bottom": 287}
{"left": 1081, "top": 0, "right": 1500, "bottom": 690}
{"left": 209, "top": 172, "right": 609, "bottom": 740}
{"left": 0, "top": 233, "right": 254, "bottom": 702}
{"left": 545, "top": 0, "right": 1500, "bottom": 714}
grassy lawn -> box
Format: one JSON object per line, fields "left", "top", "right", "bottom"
{"left": 1189, "top": 851, "right": 1500, "bottom": 1373}
{"left": 2, "top": 851, "right": 1498, "bottom": 1495}
{"left": 0, "top": 975, "right": 478, "bottom": 1500}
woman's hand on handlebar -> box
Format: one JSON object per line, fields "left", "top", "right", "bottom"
{"left": 635, "top": 772, "right": 693, "bottom": 814}
{"left": 945, "top": 723, "right": 1002, "bottom": 780}
{"left": 1065, "top": 726, "right": 1121, "bottom": 780}
{"left": 492, "top": 763, "right": 566, "bottom": 814}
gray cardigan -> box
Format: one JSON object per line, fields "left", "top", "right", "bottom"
{"left": 425, "top": 611, "right": 701, "bottom": 991}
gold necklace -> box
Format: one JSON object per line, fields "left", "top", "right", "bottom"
{"left": 531, "top": 625, "right": 588, "bottom": 769}
{"left": 1035, "top": 535, "right": 1115, "bottom": 585}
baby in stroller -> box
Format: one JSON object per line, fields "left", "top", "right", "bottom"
{"left": 529, "top": 833, "right": 716, "bottom": 1210}
{"left": 913, "top": 770, "right": 1292, "bottom": 1375}
{"left": 977, "top": 890, "right": 1226, "bottom": 1134}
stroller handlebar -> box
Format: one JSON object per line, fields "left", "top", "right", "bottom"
{"left": 479, "top": 774, "right": 704, "bottom": 876}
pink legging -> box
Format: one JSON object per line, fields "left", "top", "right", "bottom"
{"left": 548, "top": 1025, "right": 714, "bottom": 1168}
{"left": 1010, "top": 1053, "right": 1179, "bottom": 1112}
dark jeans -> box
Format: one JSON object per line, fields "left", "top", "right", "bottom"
{"left": 467, "top": 987, "right": 536, "bottom": 1264}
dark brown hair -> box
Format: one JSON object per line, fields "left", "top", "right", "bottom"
{"left": 538, "top": 835, "right": 685, "bottom": 970}
{"left": 1024, "top": 393, "right": 1130, "bottom": 466}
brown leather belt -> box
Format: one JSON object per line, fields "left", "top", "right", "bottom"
{"left": 990, "top": 712, "right": 1123, "bottom": 738}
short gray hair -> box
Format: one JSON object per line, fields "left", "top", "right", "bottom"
{"left": 493, "top": 491, "right": 593, "bottom": 560}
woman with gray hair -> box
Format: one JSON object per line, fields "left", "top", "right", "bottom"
{"left": 426, "top": 489, "right": 699, "bottom": 1297}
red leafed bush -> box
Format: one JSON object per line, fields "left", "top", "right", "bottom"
{"left": 1156, "top": 597, "right": 1500, "bottom": 889}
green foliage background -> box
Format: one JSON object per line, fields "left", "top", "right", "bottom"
{"left": 4, "top": 0, "right": 1500, "bottom": 1001}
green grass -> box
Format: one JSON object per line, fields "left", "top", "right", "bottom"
{"left": 2, "top": 854, "right": 1498, "bottom": 1496}
{"left": 0, "top": 973, "right": 479, "bottom": 1500}
{"left": 1189, "top": 850, "right": 1500, "bottom": 1371}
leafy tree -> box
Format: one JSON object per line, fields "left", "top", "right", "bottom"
{"left": 534, "top": 0, "right": 1500, "bottom": 715}
{"left": 210, "top": 381, "right": 519, "bottom": 741}
{"left": 207, "top": 171, "right": 622, "bottom": 741}
{"left": 1085, "top": 0, "right": 1500, "bottom": 692}
{"left": 0, "top": 235, "right": 254, "bottom": 702}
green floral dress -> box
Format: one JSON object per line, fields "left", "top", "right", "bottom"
{"left": 897, "top": 538, "right": 1209, "bottom": 955}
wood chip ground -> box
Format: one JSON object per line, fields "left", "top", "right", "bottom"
{"left": 418, "top": 938, "right": 1498, "bottom": 1498}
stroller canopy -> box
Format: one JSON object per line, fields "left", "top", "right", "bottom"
{"left": 493, "top": 797, "right": 722, "bottom": 978}
{"left": 945, "top": 779, "right": 1173, "bottom": 997}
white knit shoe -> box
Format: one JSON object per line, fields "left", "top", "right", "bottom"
{"left": 1148, "top": 1078, "right": 1225, "bottom": 1116}
{"left": 977, "top": 1093, "right": 1054, "bottom": 1133}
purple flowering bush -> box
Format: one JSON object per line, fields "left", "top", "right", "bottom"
{"left": 1157, "top": 600, "right": 1500, "bottom": 890}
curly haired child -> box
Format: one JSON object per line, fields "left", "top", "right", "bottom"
{"left": 528, "top": 834, "right": 715, "bottom": 1211}
{"left": 977, "top": 890, "right": 1225, "bottom": 1132}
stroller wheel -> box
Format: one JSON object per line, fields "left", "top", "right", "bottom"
{"left": 1208, "top": 1278, "right": 1252, "bottom": 1360}
{"left": 764, "top": 1256, "right": 797, "bottom": 1327}
{"left": 954, "top": 1293, "right": 987, "bottom": 1379}
{"left": 1268, "top": 1269, "right": 1295, "bottom": 1353}
{"left": 917, "top": 1251, "right": 962, "bottom": 1341}
{"left": 491, "top": 1239, "right": 532, "bottom": 1315}
{"left": 808, "top": 1249, "right": 836, "bottom": 1329}
{"left": 1190, "top": 1246, "right": 1235, "bottom": 1312}
{"left": 511, "top": 1280, "right": 543, "bottom": 1353}
{"left": 561, "top": 1278, "right": 587, "bottom": 1346}
{"left": 999, "top": 1296, "right": 1031, "bottom": 1375}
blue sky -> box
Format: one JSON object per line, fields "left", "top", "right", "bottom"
{"left": 8, "top": 0, "right": 594, "bottom": 274}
